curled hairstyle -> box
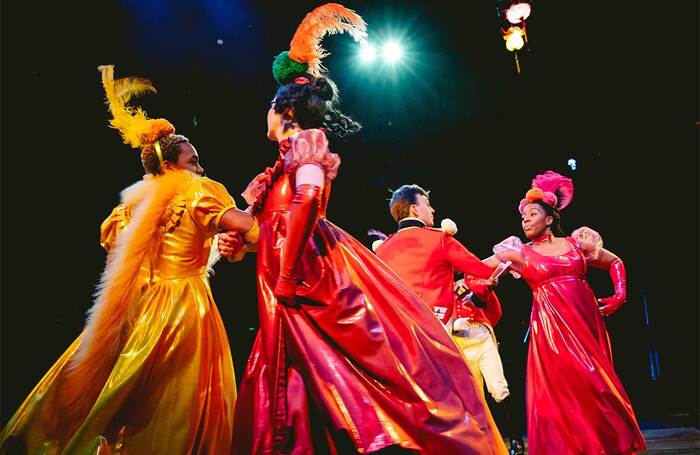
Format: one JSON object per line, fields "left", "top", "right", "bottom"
{"left": 389, "top": 184, "right": 430, "bottom": 222}
{"left": 140, "top": 134, "right": 189, "bottom": 175}
{"left": 273, "top": 75, "right": 361, "bottom": 138}
{"left": 527, "top": 200, "right": 565, "bottom": 237}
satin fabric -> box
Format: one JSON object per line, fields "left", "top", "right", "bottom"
{"left": 519, "top": 238, "right": 645, "bottom": 454}
{"left": 234, "top": 135, "right": 507, "bottom": 454}
{"left": 1, "top": 177, "right": 237, "bottom": 454}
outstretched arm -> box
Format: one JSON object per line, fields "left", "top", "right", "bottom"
{"left": 218, "top": 207, "right": 256, "bottom": 235}
{"left": 444, "top": 235, "right": 494, "bottom": 279}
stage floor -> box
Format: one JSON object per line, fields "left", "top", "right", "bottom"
{"left": 505, "top": 427, "right": 700, "bottom": 454}
{"left": 640, "top": 427, "right": 700, "bottom": 454}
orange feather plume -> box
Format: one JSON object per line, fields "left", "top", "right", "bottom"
{"left": 288, "top": 3, "right": 367, "bottom": 76}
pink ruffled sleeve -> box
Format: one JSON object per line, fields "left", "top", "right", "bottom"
{"left": 570, "top": 226, "right": 603, "bottom": 263}
{"left": 493, "top": 236, "right": 524, "bottom": 278}
{"left": 493, "top": 236, "right": 524, "bottom": 261}
{"left": 284, "top": 129, "right": 341, "bottom": 181}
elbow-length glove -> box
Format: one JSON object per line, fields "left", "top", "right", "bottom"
{"left": 598, "top": 258, "right": 627, "bottom": 316}
{"left": 273, "top": 184, "right": 322, "bottom": 303}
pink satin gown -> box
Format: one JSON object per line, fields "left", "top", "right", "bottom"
{"left": 519, "top": 237, "right": 645, "bottom": 454}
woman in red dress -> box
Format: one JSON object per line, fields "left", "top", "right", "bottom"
{"left": 489, "top": 171, "right": 646, "bottom": 454}
{"left": 223, "top": 4, "right": 507, "bottom": 454}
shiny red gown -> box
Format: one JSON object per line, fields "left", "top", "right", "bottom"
{"left": 519, "top": 238, "right": 645, "bottom": 454}
{"left": 233, "top": 130, "right": 507, "bottom": 454}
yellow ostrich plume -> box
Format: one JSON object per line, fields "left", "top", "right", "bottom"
{"left": 288, "top": 3, "right": 367, "bottom": 76}
{"left": 98, "top": 65, "right": 174, "bottom": 149}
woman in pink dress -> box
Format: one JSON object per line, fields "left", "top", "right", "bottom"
{"left": 489, "top": 171, "right": 646, "bottom": 454}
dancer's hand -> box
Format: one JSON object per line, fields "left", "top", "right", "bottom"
{"left": 470, "top": 277, "right": 498, "bottom": 290}
{"left": 218, "top": 231, "right": 244, "bottom": 260}
{"left": 598, "top": 258, "right": 626, "bottom": 316}
{"left": 598, "top": 296, "right": 624, "bottom": 317}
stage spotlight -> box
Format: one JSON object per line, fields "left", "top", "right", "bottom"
{"left": 568, "top": 158, "right": 577, "bottom": 170}
{"left": 359, "top": 43, "right": 377, "bottom": 64}
{"left": 381, "top": 41, "right": 403, "bottom": 64}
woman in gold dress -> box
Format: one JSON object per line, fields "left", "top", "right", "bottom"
{"left": 0, "top": 66, "right": 257, "bottom": 454}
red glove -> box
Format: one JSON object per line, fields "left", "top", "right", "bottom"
{"left": 274, "top": 184, "right": 322, "bottom": 304}
{"left": 598, "top": 258, "right": 626, "bottom": 316}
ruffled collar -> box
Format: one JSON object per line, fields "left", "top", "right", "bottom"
{"left": 241, "top": 129, "right": 328, "bottom": 208}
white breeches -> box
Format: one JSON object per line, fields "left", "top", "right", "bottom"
{"left": 452, "top": 323, "right": 510, "bottom": 402}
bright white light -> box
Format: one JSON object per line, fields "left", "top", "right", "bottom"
{"left": 506, "top": 3, "right": 531, "bottom": 24}
{"left": 359, "top": 43, "right": 377, "bottom": 64}
{"left": 504, "top": 27, "right": 525, "bottom": 51}
{"left": 381, "top": 41, "right": 403, "bottom": 64}
{"left": 568, "top": 158, "right": 577, "bottom": 170}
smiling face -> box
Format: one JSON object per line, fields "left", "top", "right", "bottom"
{"left": 521, "top": 202, "right": 553, "bottom": 239}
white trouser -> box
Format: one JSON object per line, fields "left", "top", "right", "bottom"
{"left": 452, "top": 322, "right": 510, "bottom": 402}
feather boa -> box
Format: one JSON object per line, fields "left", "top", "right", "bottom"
{"left": 57, "top": 169, "right": 194, "bottom": 420}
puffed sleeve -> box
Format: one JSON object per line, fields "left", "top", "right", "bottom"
{"left": 493, "top": 236, "right": 524, "bottom": 262}
{"left": 570, "top": 226, "right": 603, "bottom": 263}
{"left": 493, "top": 236, "right": 524, "bottom": 278}
{"left": 187, "top": 177, "right": 237, "bottom": 237}
{"left": 100, "top": 204, "right": 130, "bottom": 252}
{"left": 284, "top": 129, "right": 341, "bottom": 180}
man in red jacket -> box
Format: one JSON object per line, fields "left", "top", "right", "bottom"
{"left": 373, "top": 184, "right": 525, "bottom": 455}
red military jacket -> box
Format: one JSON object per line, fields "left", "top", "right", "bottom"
{"left": 375, "top": 219, "right": 494, "bottom": 325}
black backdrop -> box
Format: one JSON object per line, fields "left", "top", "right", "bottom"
{"left": 2, "top": 0, "right": 698, "bottom": 430}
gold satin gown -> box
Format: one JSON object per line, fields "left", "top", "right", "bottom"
{"left": 1, "top": 174, "right": 237, "bottom": 454}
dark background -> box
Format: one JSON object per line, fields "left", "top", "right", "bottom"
{"left": 2, "top": 0, "right": 698, "bottom": 433}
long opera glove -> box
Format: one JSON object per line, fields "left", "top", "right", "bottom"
{"left": 598, "top": 258, "right": 627, "bottom": 316}
{"left": 273, "top": 184, "right": 322, "bottom": 302}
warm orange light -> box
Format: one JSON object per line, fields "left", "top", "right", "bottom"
{"left": 504, "top": 26, "right": 525, "bottom": 52}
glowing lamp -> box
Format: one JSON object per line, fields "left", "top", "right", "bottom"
{"left": 504, "top": 26, "right": 525, "bottom": 52}
{"left": 505, "top": 2, "right": 531, "bottom": 24}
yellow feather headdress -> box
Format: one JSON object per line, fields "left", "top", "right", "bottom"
{"left": 272, "top": 3, "right": 367, "bottom": 84}
{"left": 98, "top": 65, "right": 175, "bottom": 153}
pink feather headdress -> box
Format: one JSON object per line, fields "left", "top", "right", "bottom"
{"left": 518, "top": 171, "right": 574, "bottom": 213}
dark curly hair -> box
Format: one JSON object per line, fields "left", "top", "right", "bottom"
{"left": 273, "top": 75, "right": 361, "bottom": 138}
